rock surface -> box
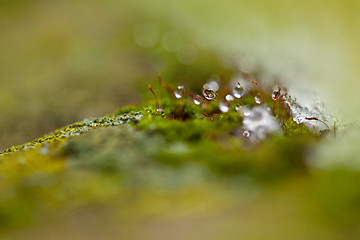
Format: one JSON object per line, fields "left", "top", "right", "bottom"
{"left": 0, "top": 105, "right": 359, "bottom": 240}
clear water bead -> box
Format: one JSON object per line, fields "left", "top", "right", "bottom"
{"left": 232, "top": 83, "right": 245, "bottom": 98}
{"left": 193, "top": 99, "right": 201, "bottom": 105}
{"left": 202, "top": 89, "right": 216, "bottom": 100}
{"left": 225, "top": 94, "right": 234, "bottom": 102}
{"left": 219, "top": 101, "right": 230, "bottom": 112}
{"left": 272, "top": 89, "right": 281, "bottom": 100}
{"left": 193, "top": 95, "right": 203, "bottom": 105}
{"left": 243, "top": 130, "right": 250, "bottom": 137}
{"left": 254, "top": 94, "right": 263, "bottom": 104}
{"left": 174, "top": 85, "right": 184, "bottom": 99}
{"left": 203, "top": 80, "right": 219, "bottom": 91}
{"left": 293, "top": 115, "right": 305, "bottom": 124}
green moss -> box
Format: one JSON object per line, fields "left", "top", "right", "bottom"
{"left": 0, "top": 92, "right": 340, "bottom": 236}
{"left": 0, "top": 111, "right": 143, "bottom": 156}
{"left": 283, "top": 118, "right": 318, "bottom": 137}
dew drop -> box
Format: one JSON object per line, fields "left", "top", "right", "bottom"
{"left": 174, "top": 85, "right": 184, "bottom": 99}
{"left": 203, "top": 80, "right": 219, "bottom": 91}
{"left": 219, "top": 101, "right": 230, "bottom": 113}
{"left": 193, "top": 99, "right": 201, "bottom": 105}
{"left": 272, "top": 89, "right": 281, "bottom": 100}
{"left": 225, "top": 94, "right": 234, "bottom": 102}
{"left": 293, "top": 115, "right": 305, "bottom": 124}
{"left": 193, "top": 95, "right": 203, "bottom": 105}
{"left": 255, "top": 94, "right": 263, "bottom": 104}
{"left": 243, "top": 130, "right": 250, "bottom": 137}
{"left": 232, "top": 83, "right": 245, "bottom": 98}
{"left": 202, "top": 89, "right": 216, "bottom": 100}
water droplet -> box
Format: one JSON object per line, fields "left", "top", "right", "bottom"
{"left": 225, "top": 94, "right": 234, "bottom": 102}
{"left": 293, "top": 115, "right": 305, "bottom": 124}
{"left": 209, "top": 81, "right": 219, "bottom": 91}
{"left": 174, "top": 85, "right": 184, "bottom": 99}
{"left": 232, "top": 83, "right": 245, "bottom": 98}
{"left": 243, "top": 130, "right": 250, "bottom": 137}
{"left": 193, "top": 95, "right": 203, "bottom": 105}
{"left": 235, "top": 104, "right": 241, "bottom": 111}
{"left": 202, "top": 89, "right": 216, "bottom": 100}
{"left": 272, "top": 89, "right": 281, "bottom": 100}
{"left": 157, "top": 108, "right": 164, "bottom": 113}
{"left": 219, "top": 101, "right": 230, "bottom": 113}
{"left": 203, "top": 80, "right": 219, "bottom": 91}
{"left": 255, "top": 94, "right": 263, "bottom": 104}
{"left": 193, "top": 99, "right": 201, "bottom": 105}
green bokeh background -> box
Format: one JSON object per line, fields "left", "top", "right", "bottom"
{"left": 1, "top": 0, "right": 359, "bottom": 149}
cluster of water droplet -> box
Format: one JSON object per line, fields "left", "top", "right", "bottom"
{"left": 168, "top": 77, "right": 322, "bottom": 137}
{"left": 171, "top": 78, "right": 270, "bottom": 114}
{"left": 153, "top": 76, "right": 334, "bottom": 142}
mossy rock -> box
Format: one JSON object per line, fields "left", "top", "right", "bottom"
{"left": 1, "top": 103, "right": 359, "bottom": 240}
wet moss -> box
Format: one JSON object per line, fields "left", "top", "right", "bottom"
{"left": 0, "top": 112, "right": 143, "bottom": 156}
{"left": 0, "top": 95, "right": 341, "bottom": 236}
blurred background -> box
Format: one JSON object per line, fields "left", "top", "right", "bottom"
{"left": 1, "top": 0, "right": 360, "bottom": 149}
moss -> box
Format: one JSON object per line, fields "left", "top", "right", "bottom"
{"left": 0, "top": 87, "right": 343, "bottom": 237}
{"left": 0, "top": 112, "right": 143, "bottom": 156}
{"left": 283, "top": 118, "right": 318, "bottom": 137}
